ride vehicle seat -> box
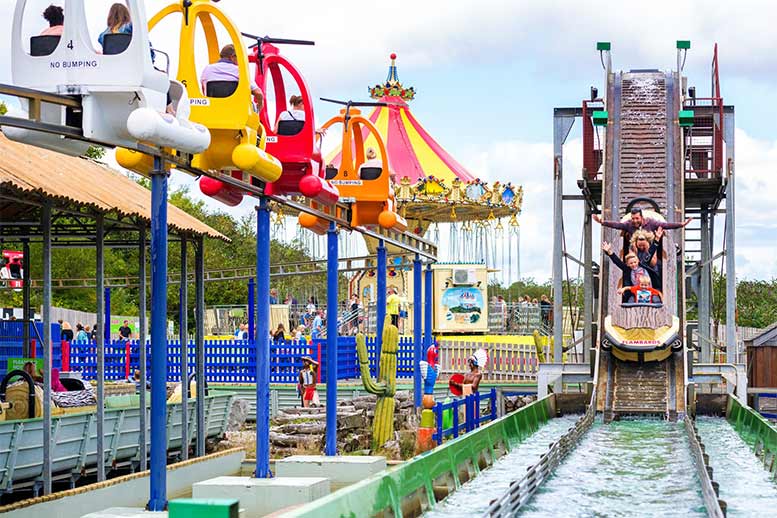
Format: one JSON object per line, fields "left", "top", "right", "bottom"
{"left": 325, "top": 166, "right": 339, "bottom": 180}
{"left": 29, "top": 35, "right": 60, "bottom": 57}
{"left": 59, "top": 378, "right": 87, "bottom": 392}
{"left": 277, "top": 119, "right": 304, "bottom": 136}
{"left": 102, "top": 33, "right": 133, "bottom": 55}
{"left": 205, "top": 80, "right": 239, "bottom": 98}
{"left": 359, "top": 161, "right": 383, "bottom": 180}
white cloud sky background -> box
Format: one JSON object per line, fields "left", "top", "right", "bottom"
{"left": 1, "top": 0, "right": 776, "bottom": 281}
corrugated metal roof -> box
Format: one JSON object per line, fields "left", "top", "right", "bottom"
{"left": 0, "top": 134, "right": 227, "bottom": 241}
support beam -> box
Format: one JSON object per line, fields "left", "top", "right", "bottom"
{"left": 424, "top": 264, "right": 433, "bottom": 349}
{"left": 195, "top": 236, "right": 206, "bottom": 457}
{"left": 41, "top": 202, "right": 52, "bottom": 495}
{"left": 724, "top": 111, "right": 736, "bottom": 363}
{"left": 325, "top": 222, "right": 339, "bottom": 456}
{"left": 552, "top": 114, "right": 575, "bottom": 363}
{"left": 148, "top": 158, "right": 168, "bottom": 511}
{"left": 255, "top": 198, "right": 271, "bottom": 478}
{"left": 699, "top": 204, "right": 711, "bottom": 363}
{"left": 104, "top": 287, "right": 111, "bottom": 345}
{"left": 376, "top": 240, "right": 387, "bottom": 356}
{"left": 96, "top": 214, "right": 106, "bottom": 483}
{"left": 413, "top": 256, "right": 423, "bottom": 408}
{"left": 583, "top": 208, "right": 593, "bottom": 365}
{"left": 179, "top": 237, "right": 189, "bottom": 461}
{"left": 247, "top": 277, "right": 255, "bottom": 342}
{"left": 22, "top": 240, "right": 30, "bottom": 356}
{"left": 138, "top": 230, "right": 148, "bottom": 471}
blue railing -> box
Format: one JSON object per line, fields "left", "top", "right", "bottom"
{"left": 432, "top": 388, "right": 498, "bottom": 444}
{"left": 62, "top": 335, "right": 416, "bottom": 383}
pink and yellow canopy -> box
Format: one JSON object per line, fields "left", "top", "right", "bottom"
{"left": 326, "top": 54, "right": 521, "bottom": 226}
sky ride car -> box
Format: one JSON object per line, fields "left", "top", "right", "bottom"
{"left": 138, "top": 0, "right": 281, "bottom": 205}
{"left": 299, "top": 100, "right": 407, "bottom": 234}
{"left": 7, "top": 0, "right": 209, "bottom": 159}
{"left": 245, "top": 34, "right": 339, "bottom": 206}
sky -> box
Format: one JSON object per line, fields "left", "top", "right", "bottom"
{"left": 1, "top": 0, "right": 776, "bottom": 281}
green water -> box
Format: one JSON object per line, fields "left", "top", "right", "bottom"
{"left": 423, "top": 414, "right": 582, "bottom": 518}
{"left": 520, "top": 419, "right": 707, "bottom": 518}
{"left": 696, "top": 416, "right": 777, "bottom": 516}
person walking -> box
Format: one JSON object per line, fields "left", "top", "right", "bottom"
{"left": 60, "top": 320, "right": 74, "bottom": 342}
{"left": 387, "top": 287, "right": 401, "bottom": 327}
{"left": 297, "top": 356, "right": 319, "bottom": 408}
{"left": 118, "top": 320, "right": 133, "bottom": 341}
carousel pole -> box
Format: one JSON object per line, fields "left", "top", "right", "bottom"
{"left": 325, "top": 222, "right": 339, "bottom": 455}
{"left": 255, "top": 198, "right": 271, "bottom": 477}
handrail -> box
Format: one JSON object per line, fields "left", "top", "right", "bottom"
{"left": 0, "top": 370, "right": 36, "bottom": 419}
{"left": 684, "top": 415, "right": 727, "bottom": 517}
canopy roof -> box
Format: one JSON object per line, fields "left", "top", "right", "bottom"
{"left": 326, "top": 55, "right": 521, "bottom": 226}
{"left": 0, "top": 133, "right": 227, "bottom": 241}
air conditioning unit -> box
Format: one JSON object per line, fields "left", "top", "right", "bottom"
{"left": 452, "top": 269, "right": 477, "bottom": 286}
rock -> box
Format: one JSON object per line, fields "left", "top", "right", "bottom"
{"left": 273, "top": 411, "right": 327, "bottom": 425}
{"left": 394, "top": 390, "right": 411, "bottom": 402}
{"left": 279, "top": 421, "right": 326, "bottom": 435}
{"left": 337, "top": 411, "right": 368, "bottom": 431}
{"left": 379, "top": 439, "right": 401, "bottom": 460}
{"left": 226, "top": 398, "right": 249, "bottom": 431}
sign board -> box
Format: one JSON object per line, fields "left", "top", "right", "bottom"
{"left": 432, "top": 264, "right": 489, "bottom": 334}
{"left": 7, "top": 357, "right": 42, "bottom": 375}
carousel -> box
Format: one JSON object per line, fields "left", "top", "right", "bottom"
{"left": 289, "top": 54, "right": 523, "bottom": 286}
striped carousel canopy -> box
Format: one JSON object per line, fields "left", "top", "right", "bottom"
{"left": 326, "top": 53, "right": 521, "bottom": 228}
{"left": 325, "top": 53, "right": 475, "bottom": 185}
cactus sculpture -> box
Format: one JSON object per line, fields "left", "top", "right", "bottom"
{"left": 356, "top": 316, "right": 398, "bottom": 450}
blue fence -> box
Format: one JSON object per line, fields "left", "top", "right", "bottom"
{"left": 63, "top": 336, "right": 416, "bottom": 383}
{"left": 0, "top": 325, "right": 419, "bottom": 383}
{"left": 0, "top": 322, "right": 63, "bottom": 378}
{"left": 433, "top": 388, "right": 498, "bottom": 444}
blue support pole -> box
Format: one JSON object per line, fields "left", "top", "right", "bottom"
{"left": 413, "top": 255, "right": 423, "bottom": 408}
{"left": 104, "top": 287, "right": 111, "bottom": 345}
{"left": 376, "top": 240, "right": 387, "bottom": 359}
{"left": 247, "top": 277, "right": 255, "bottom": 341}
{"left": 325, "top": 222, "right": 339, "bottom": 456}
{"left": 255, "top": 198, "right": 271, "bottom": 478}
{"left": 424, "top": 264, "right": 433, "bottom": 349}
{"left": 148, "top": 157, "right": 168, "bottom": 511}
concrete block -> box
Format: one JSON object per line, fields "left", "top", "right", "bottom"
{"left": 192, "top": 476, "right": 329, "bottom": 518}
{"left": 81, "top": 508, "right": 167, "bottom": 518}
{"left": 274, "top": 455, "right": 387, "bottom": 486}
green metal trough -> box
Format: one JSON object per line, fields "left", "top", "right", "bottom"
{"left": 278, "top": 394, "right": 556, "bottom": 518}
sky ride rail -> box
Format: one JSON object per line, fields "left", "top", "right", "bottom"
{"left": 3, "top": 253, "right": 416, "bottom": 289}
{"left": 0, "top": 83, "right": 438, "bottom": 260}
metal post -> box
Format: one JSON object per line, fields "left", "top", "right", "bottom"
{"left": 195, "top": 236, "right": 206, "bottom": 457}
{"left": 583, "top": 209, "right": 593, "bottom": 365}
{"left": 424, "top": 264, "right": 433, "bottom": 349}
{"left": 138, "top": 230, "right": 148, "bottom": 471}
{"left": 96, "top": 214, "right": 106, "bottom": 483}
{"left": 699, "top": 205, "right": 711, "bottom": 363}
{"left": 376, "top": 240, "right": 387, "bottom": 357}
{"left": 413, "top": 255, "right": 423, "bottom": 408}
{"left": 724, "top": 111, "right": 736, "bottom": 363}
{"left": 41, "top": 203, "right": 52, "bottom": 495}
{"left": 552, "top": 114, "right": 575, "bottom": 364}
{"left": 247, "top": 277, "right": 255, "bottom": 341}
{"left": 22, "top": 240, "right": 30, "bottom": 356}
{"left": 255, "top": 198, "right": 271, "bottom": 477}
{"left": 325, "top": 222, "right": 339, "bottom": 455}
{"left": 179, "top": 237, "right": 188, "bottom": 461}
{"left": 148, "top": 157, "right": 168, "bottom": 511}
{"left": 104, "top": 287, "right": 111, "bottom": 345}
